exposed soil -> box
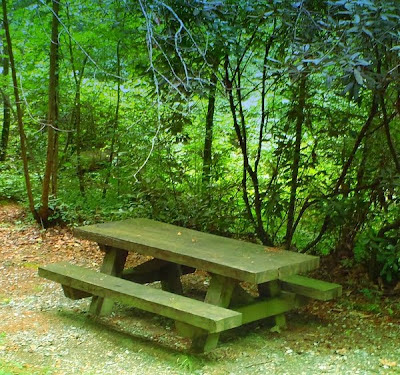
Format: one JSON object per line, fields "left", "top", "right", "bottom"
{"left": 1, "top": 203, "right": 400, "bottom": 375}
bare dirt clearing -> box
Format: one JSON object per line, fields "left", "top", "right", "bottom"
{"left": 1, "top": 203, "right": 399, "bottom": 375}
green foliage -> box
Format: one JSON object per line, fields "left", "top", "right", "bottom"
{"left": 361, "top": 233, "right": 400, "bottom": 283}
{"left": 1, "top": 0, "right": 399, "bottom": 283}
{"left": 360, "top": 288, "right": 380, "bottom": 301}
{"left": 377, "top": 241, "right": 400, "bottom": 283}
{"left": 175, "top": 354, "right": 203, "bottom": 372}
{"left": 0, "top": 163, "right": 26, "bottom": 201}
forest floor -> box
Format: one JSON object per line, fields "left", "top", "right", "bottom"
{"left": 0, "top": 202, "right": 400, "bottom": 375}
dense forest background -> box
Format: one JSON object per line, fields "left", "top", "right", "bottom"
{"left": 0, "top": 0, "right": 399, "bottom": 284}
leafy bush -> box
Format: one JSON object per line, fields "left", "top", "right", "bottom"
{"left": 356, "top": 226, "right": 400, "bottom": 284}
{"left": 0, "top": 164, "right": 26, "bottom": 201}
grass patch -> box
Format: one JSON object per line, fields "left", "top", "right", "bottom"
{"left": 0, "top": 360, "right": 53, "bottom": 375}
{"left": 0, "top": 296, "right": 11, "bottom": 305}
{"left": 20, "top": 262, "right": 40, "bottom": 270}
{"left": 175, "top": 354, "right": 204, "bottom": 372}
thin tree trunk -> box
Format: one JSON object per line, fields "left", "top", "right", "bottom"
{"left": 256, "top": 21, "right": 275, "bottom": 174}
{"left": 0, "top": 36, "right": 10, "bottom": 162}
{"left": 224, "top": 55, "right": 273, "bottom": 246}
{"left": 2, "top": 0, "right": 37, "bottom": 218}
{"left": 51, "top": 37, "right": 61, "bottom": 197}
{"left": 380, "top": 94, "right": 400, "bottom": 173}
{"left": 224, "top": 57, "right": 255, "bottom": 225}
{"left": 67, "top": 11, "right": 88, "bottom": 196}
{"left": 285, "top": 74, "right": 307, "bottom": 248}
{"left": 103, "top": 40, "right": 121, "bottom": 199}
{"left": 202, "top": 70, "right": 218, "bottom": 186}
{"left": 39, "top": 0, "right": 60, "bottom": 224}
{"left": 75, "top": 82, "right": 85, "bottom": 195}
{"left": 51, "top": 133, "right": 59, "bottom": 195}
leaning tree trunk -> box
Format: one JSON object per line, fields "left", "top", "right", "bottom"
{"left": 2, "top": 0, "right": 37, "bottom": 219}
{"left": 39, "top": 0, "right": 60, "bottom": 225}
{"left": 302, "top": 96, "right": 378, "bottom": 252}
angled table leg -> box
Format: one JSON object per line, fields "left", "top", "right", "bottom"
{"left": 176, "top": 273, "right": 237, "bottom": 353}
{"left": 258, "top": 280, "right": 287, "bottom": 331}
{"left": 89, "top": 245, "right": 128, "bottom": 316}
{"left": 123, "top": 258, "right": 184, "bottom": 295}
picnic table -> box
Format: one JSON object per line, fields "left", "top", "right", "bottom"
{"left": 38, "top": 218, "right": 341, "bottom": 352}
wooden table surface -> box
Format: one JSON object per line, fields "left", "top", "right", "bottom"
{"left": 74, "top": 218, "right": 319, "bottom": 284}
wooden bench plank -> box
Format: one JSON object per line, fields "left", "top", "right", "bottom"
{"left": 279, "top": 275, "right": 342, "bottom": 301}
{"left": 74, "top": 218, "right": 319, "bottom": 283}
{"left": 38, "top": 262, "right": 242, "bottom": 333}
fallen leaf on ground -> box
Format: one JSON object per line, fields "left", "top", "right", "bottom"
{"left": 379, "top": 359, "right": 397, "bottom": 367}
{"left": 349, "top": 311, "right": 372, "bottom": 318}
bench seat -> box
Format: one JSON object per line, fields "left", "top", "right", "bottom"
{"left": 279, "top": 274, "right": 342, "bottom": 301}
{"left": 38, "top": 262, "right": 242, "bottom": 333}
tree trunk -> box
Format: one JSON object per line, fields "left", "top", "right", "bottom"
{"left": 39, "top": 0, "right": 60, "bottom": 225}
{"left": 202, "top": 70, "right": 218, "bottom": 186}
{"left": 302, "top": 96, "right": 378, "bottom": 252}
{"left": 0, "top": 36, "right": 10, "bottom": 162}
{"left": 224, "top": 55, "right": 273, "bottom": 246}
{"left": 103, "top": 40, "right": 121, "bottom": 199}
{"left": 380, "top": 93, "right": 400, "bottom": 173}
{"left": 51, "top": 133, "right": 59, "bottom": 196}
{"left": 285, "top": 74, "right": 307, "bottom": 248}
{"left": 75, "top": 81, "right": 85, "bottom": 196}
{"left": 2, "top": 0, "right": 37, "bottom": 219}
{"left": 67, "top": 16, "right": 88, "bottom": 196}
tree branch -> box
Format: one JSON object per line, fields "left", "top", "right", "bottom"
{"left": 302, "top": 95, "right": 378, "bottom": 252}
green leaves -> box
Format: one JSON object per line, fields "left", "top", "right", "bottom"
{"left": 353, "top": 69, "right": 363, "bottom": 85}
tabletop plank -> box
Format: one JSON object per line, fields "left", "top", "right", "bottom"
{"left": 74, "top": 218, "right": 319, "bottom": 283}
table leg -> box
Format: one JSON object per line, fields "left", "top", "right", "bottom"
{"left": 89, "top": 245, "right": 128, "bottom": 316}
{"left": 258, "top": 280, "right": 287, "bottom": 331}
{"left": 160, "top": 263, "right": 183, "bottom": 295}
{"left": 177, "top": 273, "right": 237, "bottom": 353}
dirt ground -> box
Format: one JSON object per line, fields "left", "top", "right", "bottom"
{"left": 1, "top": 202, "right": 400, "bottom": 375}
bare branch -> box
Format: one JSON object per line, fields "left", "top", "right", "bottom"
{"left": 133, "top": 0, "right": 164, "bottom": 183}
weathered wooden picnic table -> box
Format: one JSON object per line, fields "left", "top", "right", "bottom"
{"left": 38, "top": 218, "right": 341, "bottom": 352}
